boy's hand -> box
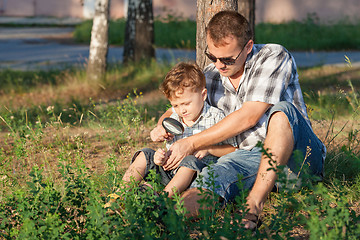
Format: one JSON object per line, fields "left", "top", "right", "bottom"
{"left": 154, "top": 148, "right": 168, "bottom": 166}
{"left": 194, "top": 149, "right": 209, "bottom": 160}
{"left": 150, "top": 125, "right": 174, "bottom": 142}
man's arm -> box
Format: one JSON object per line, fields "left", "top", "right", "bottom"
{"left": 163, "top": 101, "right": 271, "bottom": 170}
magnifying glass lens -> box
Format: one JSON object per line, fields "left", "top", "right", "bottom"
{"left": 162, "top": 118, "right": 184, "bottom": 135}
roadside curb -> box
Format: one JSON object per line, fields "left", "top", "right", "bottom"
{"left": 0, "top": 16, "right": 83, "bottom": 26}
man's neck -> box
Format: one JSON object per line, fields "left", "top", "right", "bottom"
{"left": 228, "top": 67, "right": 245, "bottom": 90}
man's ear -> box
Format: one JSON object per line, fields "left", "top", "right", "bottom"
{"left": 201, "top": 88, "right": 208, "bottom": 101}
{"left": 246, "top": 40, "right": 254, "bottom": 54}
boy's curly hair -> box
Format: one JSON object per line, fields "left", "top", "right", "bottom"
{"left": 161, "top": 62, "right": 205, "bottom": 99}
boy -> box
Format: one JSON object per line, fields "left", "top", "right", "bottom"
{"left": 122, "top": 62, "right": 237, "bottom": 197}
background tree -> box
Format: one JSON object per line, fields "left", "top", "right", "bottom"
{"left": 87, "top": 0, "right": 110, "bottom": 82}
{"left": 196, "top": 0, "right": 238, "bottom": 69}
{"left": 238, "top": 0, "right": 255, "bottom": 42}
{"left": 123, "top": 0, "right": 155, "bottom": 63}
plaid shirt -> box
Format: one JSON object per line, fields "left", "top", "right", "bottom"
{"left": 166, "top": 101, "right": 238, "bottom": 164}
{"left": 205, "top": 44, "right": 310, "bottom": 150}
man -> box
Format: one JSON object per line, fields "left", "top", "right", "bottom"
{"left": 150, "top": 10, "right": 326, "bottom": 230}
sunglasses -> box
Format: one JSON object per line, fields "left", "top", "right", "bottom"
{"left": 204, "top": 42, "right": 248, "bottom": 66}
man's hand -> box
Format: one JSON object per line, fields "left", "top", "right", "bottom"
{"left": 154, "top": 148, "right": 167, "bottom": 166}
{"left": 150, "top": 125, "right": 174, "bottom": 142}
{"left": 163, "top": 138, "right": 194, "bottom": 171}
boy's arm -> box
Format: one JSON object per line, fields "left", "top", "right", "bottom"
{"left": 150, "top": 108, "right": 173, "bottom": 142}
{"left": 195, "top": 144, "right": 236, "bottom": 159}
{"left": 207, "top": 144, "right": 237, "bottom": 157}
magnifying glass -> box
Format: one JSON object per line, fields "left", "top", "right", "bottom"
{"left": 162, "top": 117, "right": 184, "bottom": 135}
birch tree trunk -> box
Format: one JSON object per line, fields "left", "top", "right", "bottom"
{"left": 87, "top": 0, "right": 110, "bottom": 82}
{"left": 238, "top": 0, "right": 255, "bottom": 42}
{"left": 123, "top": 0, "right": 155, "bottom": 63}
{"left": 196, "top": 0, "right": 238, "bottom": 69}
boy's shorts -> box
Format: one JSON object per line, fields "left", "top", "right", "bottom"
{"left": 190, "top": 101, "right": 326, "bottom": 203}
{"left": 131, "top": 148, "right": 209, "bottom": 186}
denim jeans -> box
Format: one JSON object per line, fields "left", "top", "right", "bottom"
{"left": 131, "top": 148, "right": 209, "bottom": 187}
{"left": 190, "top": 101, "right": 326, "bottom": 202}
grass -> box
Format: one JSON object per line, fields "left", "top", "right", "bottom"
{"left": 0, "top": 63, "right": 360, "bottom": 238}
{"left": 256, "top": 15, "right": 360, "bottom": 51}
{"left": 73, "top": 15, "right": 196, "bottom": 49}
{"left": 72, "top": 15, "right": 360, "bottom": 51}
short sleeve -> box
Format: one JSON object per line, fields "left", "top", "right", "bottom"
{"left": 243, "top": 46, "right": 294, "bottom": 105}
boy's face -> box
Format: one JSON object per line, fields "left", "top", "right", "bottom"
{"left": 169, "top": 87, "right": 207, "bottom": 124}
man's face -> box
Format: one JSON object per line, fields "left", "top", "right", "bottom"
{"left": 206, "top": 34, "right": 252, "bottom": 80}
{"left": 169, "top": 87, "right": 207, "bottom": 125}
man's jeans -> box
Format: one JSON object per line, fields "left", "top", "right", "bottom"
{"left": 190, "top": 101, "right": 326, "bottom": 202}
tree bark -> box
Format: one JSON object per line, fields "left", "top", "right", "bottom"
{"left": 87, "top": 0, "right": 110, "bottom": 82}
{"left": 196, "top": 0, "right": 238, "bottom": 69}
{"left": 238, "top": 0, "right": 255, "bottom": 42}
{"left": 123, "top": 0, "right": 155, "bottom": 63}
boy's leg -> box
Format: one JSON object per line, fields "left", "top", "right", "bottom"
{"left": 122, "top": 148, "right": 161, "bottom": 187}
{"left": 164, "top": 167, "right": 196, "bottom": 198}
{"left": 123, "top": 148, "right": 179, "bottom": 188}
{"left": 106, "top": 148, "right": 156, "bottom": 209}
{"left": 165, "top": 155, "right": 208, "bottom": 198}
{"left": 122, "top": 151, "right": 148, "bottom": 184}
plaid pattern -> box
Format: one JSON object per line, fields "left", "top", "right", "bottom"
{"left": 166, "top": 101, "right": 238, "bottom": 164}
{"left": 205, "top": 44, "right": 310, "bottom": 150}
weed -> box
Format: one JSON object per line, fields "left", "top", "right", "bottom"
{"left": 1, "top": 61, "right": 360, "bottom": 237}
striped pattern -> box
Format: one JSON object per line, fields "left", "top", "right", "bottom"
{"left": 205, "top": 44, "right": 310, "bottom": 150}
{"left": 166, "top": 102, "right": 238, "bottom": 163}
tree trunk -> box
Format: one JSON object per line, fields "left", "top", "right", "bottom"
{"left": 238, "top": 0, "right": 255, "bottom": 42}
{"left": 87, "top": 0, "right": 110, "bottom": 82}
{"left": 196, "top": 0, "right": 238, "bottom": 69}
{"left": 123, "top": 0, "right": 155, "bottom": 63}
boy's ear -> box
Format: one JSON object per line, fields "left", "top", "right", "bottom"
{"left": 201, "top": 88, "right": 207, "bottom": 101}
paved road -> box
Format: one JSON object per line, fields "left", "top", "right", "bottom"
{"left": 0, "top": 27, "right": 359, "bottom": 70}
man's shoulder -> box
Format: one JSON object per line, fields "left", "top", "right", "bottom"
{"left": 247, "top": 44, "right": 294, "bottom": 68}
{"left": 203, "top": 63, "right": 221, "bottom": 80}
{"left": 252, "top": 44, "right": 291, "bottom": 58}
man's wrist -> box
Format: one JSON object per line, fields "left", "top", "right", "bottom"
{"left": 187, "top": 136, "right": 197, "bottom": 153}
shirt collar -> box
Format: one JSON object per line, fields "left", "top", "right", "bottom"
{"left": 219, "top": 44, "right": 258, "bottom": 89}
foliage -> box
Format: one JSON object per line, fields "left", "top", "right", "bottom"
{"left": 256, "top": 14, "right": 360, "bottom": 51}
{"left": 0, "top": 69, "right": 65, "bottom": 93}
{"left": 73, "top": 15, "right": 360, "bottom": 51}
{"left": 73, "top": 17, "right": 196, "bottom": 49}
{"left": 0, "top": 88, "right": 359, "bottom": 238}
{"left": 1, "top": 59, "right": 360, "bottom": 238}
{"left": 1, "top": 139, "right": 359, "bottom": 238}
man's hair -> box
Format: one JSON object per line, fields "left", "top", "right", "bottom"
{"left": 161, "top": 62, "right": 206, "bottom": 99}
{"left": 206, "top": 10, "right": 253, "bottom": 48}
